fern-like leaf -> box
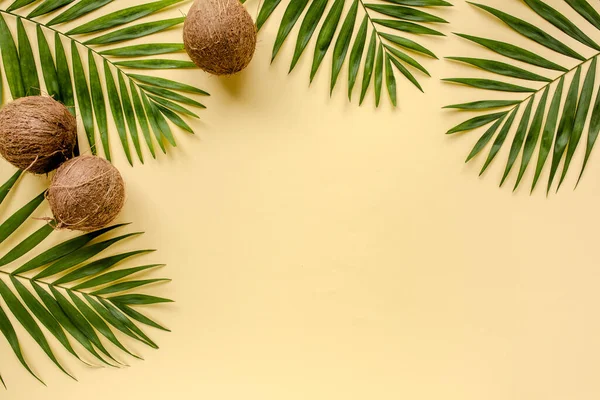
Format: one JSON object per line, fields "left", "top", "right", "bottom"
{"left": 247, "top": 0, "right": 452, "bottom": 106}
{"left": 445, "top": 1, "right": 600, "bottom": 193}
{"left": 0, "top": 171, "right": 172, "bottom": 386}
{"left": 0, "top": 0, "right": 208, "bottom": 165}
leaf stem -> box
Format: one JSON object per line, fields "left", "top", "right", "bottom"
{"left": 0, "top": 269, "right": 108, "bottom": 300}
{"left": 0, "top": 8, "right": 145, "bottom": 98}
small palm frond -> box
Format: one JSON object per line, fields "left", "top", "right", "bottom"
{"left": 0, "top": 170, "right": 172, "bottom": 387}
{"left": 444, "top": 0, "right": 600, "bottom": 193}
{"left": 244, "top": 0, "right": 452, "bottom": 107}
{"left": 0, "top": 0, "right": 208, "bottom": 166}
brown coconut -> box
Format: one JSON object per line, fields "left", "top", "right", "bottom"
{"left": 47, "top": 155, "right": 125, "bottom": 232}
{"left": 0, "top": 96, "right": 77, "bottom": 174}
{"left": 183, "top": 0, "right": 257, "bottom": 75}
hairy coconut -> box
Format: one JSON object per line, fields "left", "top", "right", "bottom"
{"left": 183, "top": 0, "right": 257, "bottom": 75}
{"left": 47, "top": 155, "right": 125, "bottom": 232}
{"left": 0, "top": 96, "right": 77, "bottom": 174}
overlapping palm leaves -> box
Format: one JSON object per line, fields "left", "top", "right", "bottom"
{"left": 445, "top": 0, "right": 600, "bottom": 193}
{"left": 245, "top": 0, "right": 452, "bottom": 106}
{"left": 0, "top": 0, "right": 208, "bottom": 166}
{"left": 0, "top": 171, "right": 172, "bottom": 386}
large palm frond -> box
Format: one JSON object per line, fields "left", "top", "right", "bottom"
{"left": 0, "top": 0, "right": 208, "bottom": 166}
{"left": 445, "top": 0, "right": 600, "bottom": 193}
{"left": 244, "top": 0, "right": 452, "bottom": 107}
{"left": 0, "top": 170, "right": 172, "bottom": 387}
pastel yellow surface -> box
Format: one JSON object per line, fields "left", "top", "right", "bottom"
{"left": 2, "top": 0, "right": 600, "bottom": 399}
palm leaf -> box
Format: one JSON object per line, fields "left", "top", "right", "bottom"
{"left": 0, "top": 172, "right": 171, "bottom": 386}
{"left": 248, "top": 0, "right": 452, "bottom": 106}
{"left": 0, "top": 0, "right": 208, "bottom": 166}
{"left": 444, "top": 1, "right": 600, "bottom": 193}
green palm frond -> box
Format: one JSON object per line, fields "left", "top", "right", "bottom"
{"left": 0, "top": 0, "right": 208, "bottom": 166}
{"left": 244, "top": 0, "right": 452, "bottom": 107}
{"left": 0, "top": 171, "right": 172, "bottom": 387}
{"left": 445, "top": 0, "right": 600, "bottom": 193}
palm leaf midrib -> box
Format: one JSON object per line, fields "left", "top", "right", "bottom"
{"left": 0, "top": 269, "right": 109, "bottom": 301}
{"left": 493, "top": 50, "right": 600, "bottom": 115}
{"left": 0, "top": 7, "right": 147, "bottom": 101}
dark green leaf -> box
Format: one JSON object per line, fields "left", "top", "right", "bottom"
{"left": 455, "top": 33, "right": 567, "bottom": 72}
{"left": 500, "top": 98, "right": 534, "bottom": 186}
{"left": 579, "top": 83, "right": 600, "bottom": 184}
{"left": 0, "top": 192, "right": 45, "bottom": 246}
{"left": 33, "top": 232, "right": 142, "bottom": 280}
{"left": 36, "top": 25, "right": 60, "bottom": 100}
{"left": 13, "top": 224, "right": 127, "bottom": 275}
{"left": 139, "top": 84, "right": 205, "bottom": 108}
{"left": 385, "top": 54, "right": 397, "bottom": 107}
{"left": 446, "top": 57, "right": 551, "bottom": 82}
{"left": 373, "top": 19, "right": 444, "bottom": 36}
{"left": 115, "top": 303, "right": 169, "bottom": 331}
{"left": 523, "top": 0, "right": 600, "bottom": 51}
{"left": 29, "top": 0, "right": 75, "bottom": 18}
{"left": 67, "top": 0, "right": 185, "bottom": 35}
{"left": 129, "top": 74, "right": 209, "bottom": 95}
{"left": 155, "top": 104, "right": 194, "bottom": 134}
{"left": 55, "top": 33, "right": 74, "bottom": 110}
{"left": 548, "top": 68, "right": 581, "bottom": 193}
{"left": 331, "top": 0, "right": 358, "bottom": 94}
{"left": 379, "top": 33, "right": 436, "bottom": 58}
{"left": 71, "top": 43, "right": 95, "bottom": 154}
{"left": 443, "top": 78, "right": 535, "bottom": 93}
{"left": 0, "top": 280, "right": 73, "bottom": 379}
{"left": 388, "top": 52, "right": 423, "bottom": 92}
{"left": 0, "top": 223, "right": 53, "bottom": 267}
{"left": 515, "top": 87, "right": 549, "bottom": 190}
{"left": 447, "top": 112, "right": 507, "bottom": 134}
{"left": 48, "top": 0, "right": 113, "bottom": 26}
{"left": 359, "top": 31, "right": 377, "bottom": 105}
{"left": 84, "top": 17, "right": 184, "bottom": 45}
{"left": 374, "top": 43, "right": 384, "bottom": 107}
{"left": 53, "top": 250, "right": 154, "bottom": 285}
{"left": 109, "top": 294, "right": 173, "bottom": 305}
{"left": 0, "top": 170, "right": 22, "bottom": 206}
{"left": 565, "top": 0, "right": 600, "bottom": 32}
{"left": 257, "top": 0, "right": 283, "bottom": 31}
{"left": 348, "top": 17, "right": 368, "bottom": 100}
{"left": 480, "top": 107, "right": 519, "bottom": 174}
{"left": 0, "top": 14, "right": 24, "bottom": 99}
{"left": 73, "top": 264, "right": 164, "bottom": 290}
{"left": 16, "top": 18, "right": 40, "bottom": 97}
{"left": 91, "top": 279, "right": 169, "bottom": 296}
{"left": 98, "top": 298, "right": 158, "bottom": 348}
{"left": 532, "top": 78, "right": 565, "bottom": 192}
{"left": 118, "top": 72, "right": 143, "bottom": 163}
{"left": 148, "top": 94, "right": 198, "bottom": 118}
{"left": 289, "top": 0, "right": 328, "bottom": 72}
{"left": 32, "top": 282, "right": 112, "bottom": 366}
{"left": 364, "top": 4, "right": 448, "bottom": 23}
{"left": 384, "top": 45, "right": 430, "bottom": 76}
{"left": 271, "top": 0, "right": 309, "bottom": 61}
{"left": 559, "top": 59, "right": 596, "bottom": 189}
{"left": 130, "top": 82, "right": 156, "bottom": 158}
{"left": 470, "top": 3, "right": 585, "bottom": 60}
{"left": 0, "top": 302, "right": 42, "bottom": 383}
{"left": 310, "top": 0, "right": 345, "bottom": 82}
{"left": 88, "top": 51, "right": 109, "bottom": 160}
{"left": 100, "top": 43, "right": 184, "bottom": 57}
{"left": 114, "top": 59, "right": 196, "bottom": 69}
{"left": 444, "top": 100, "right": 521, "bottom": 110}
{"left": 142, "top": 93, "right": 167, "bottom": 153}
{"left": 465, "top": 116, "right": 506, "bottom": 162}
{"left": 104, "top": 60, "right": 132, "bottom": 165}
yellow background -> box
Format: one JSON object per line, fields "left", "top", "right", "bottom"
{"left": 2, "top": 0, "right": 600, "bottom": 399}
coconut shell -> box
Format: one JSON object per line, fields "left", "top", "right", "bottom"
{"left": 47, "top": 155, "right": 125, "bottom": 232}
{"left": 183, "top": 0, "right": 257, "bottom": 75}
{"left": 0, "top": 96, "right": 77, "bottom": 174}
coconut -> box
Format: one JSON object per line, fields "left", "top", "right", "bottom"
{"left": 47, "top": 155, "right": 125, "bottom": 232}
{"left": 183, "top": 0, "right": 257, "bottom": 75}
{"left": 0, "top": 96, "right": 77, "bottom": 174}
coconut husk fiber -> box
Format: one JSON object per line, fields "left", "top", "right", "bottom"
{"left": 47, "top": 155, "right": 126, "bottom": 232}
{"left": 0, "top": 96, "right": 77, "bottom": 174}
{"left": 183, "top": 0, "right": 257, "bottom": 75}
